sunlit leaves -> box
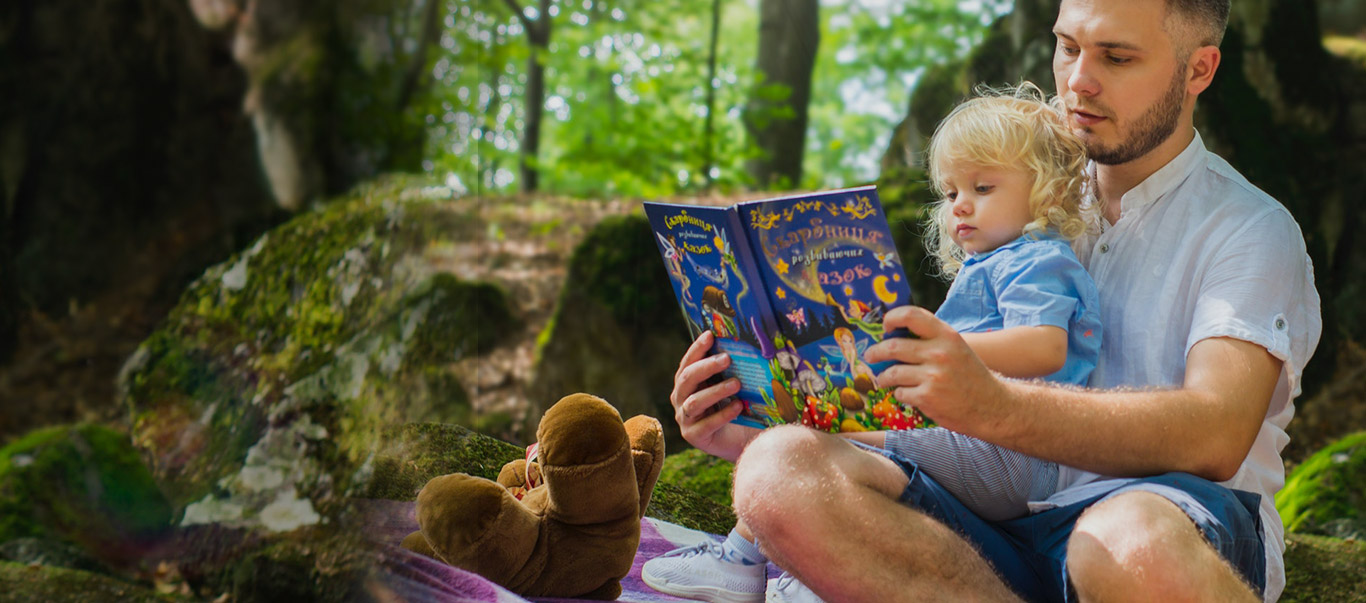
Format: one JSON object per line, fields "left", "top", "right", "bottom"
{"left": 437, "top": 0, "right": 1009, "bottom": 197}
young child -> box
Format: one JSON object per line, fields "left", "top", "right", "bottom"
{"left": 643, "top": 83, "right": 1101, "bottom": 603}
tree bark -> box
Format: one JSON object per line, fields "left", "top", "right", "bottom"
{"left": 744, "top": 0, "right": 819, "bottom": 189}
{"left": 703, "top": 0, "right": 723, "bottom": 189}
{"left": 506, "top": 0, "right": 552, "bottom": 193}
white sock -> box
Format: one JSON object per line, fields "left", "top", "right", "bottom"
{"left": 721, "top": 527, "right": 767, "bottom": 565}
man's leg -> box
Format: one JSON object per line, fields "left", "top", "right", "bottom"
{"left": 732, "top": 425, "right": 1023, "bottom": 603}
{"left": 1067, "top": 491, "right": 1260, "bottom": 602}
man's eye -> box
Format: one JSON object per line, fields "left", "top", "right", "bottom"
{"left": 1059, "top": 43, "right": 1080, "bottom": 56}
{"left": 1108, "top": 54, "right": 1132, "bottom": 65}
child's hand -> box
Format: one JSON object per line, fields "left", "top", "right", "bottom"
{"left": 863, "top": 306, "right": 1008, "bottom": 437}
{"left": 670, "top": 331, "right": 760, "bottom": 462}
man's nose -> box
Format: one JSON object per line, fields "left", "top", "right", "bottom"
{"left": 1066, "top": 55, "right": 1101, "bottom": 98}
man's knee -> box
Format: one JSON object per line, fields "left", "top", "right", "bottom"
{"left": 1066, "top": 491, "right": 1209, "bottom": 599}
{"left": 733, "top": 426, "right": 839, "bottom": 537}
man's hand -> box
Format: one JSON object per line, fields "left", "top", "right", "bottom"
{"left": 671, "top": 331, "right": 760, "bottom": 462}
{"left": 863, "top": 306, "right": 1009, "bottom": 436}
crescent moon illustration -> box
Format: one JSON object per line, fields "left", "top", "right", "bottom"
{"left": 872, "top": 275, "right": 898, "bottom": 304}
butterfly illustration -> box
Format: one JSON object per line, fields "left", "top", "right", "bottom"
{"left": 785, "top": 307, "right": 807, "bottom": 329}
{"left": 875, "top": 252, "right": 895, "bottom": 269}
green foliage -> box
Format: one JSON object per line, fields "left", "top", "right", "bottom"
{"left": 437, "top": 0, "right": 1005, "bottom": 196}
{"left": 1277, "top": 431, "right": 1366, "bottom": 539}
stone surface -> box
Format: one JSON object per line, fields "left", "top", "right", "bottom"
{"left": 528, "top": 214, "right": 693, "bottom": 451}
{"left": 118, "top": 177, "right": 519, "bottom": 531}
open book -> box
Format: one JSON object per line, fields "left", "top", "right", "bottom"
{"left": 643, "top": 185, "right": 931, "bottom": 432}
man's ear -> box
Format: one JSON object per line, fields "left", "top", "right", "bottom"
{"left": 1187, "top": 45, "right": 1221, "bottom": 96}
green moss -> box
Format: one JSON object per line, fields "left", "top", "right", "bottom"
{"left": 358, "top": 422, "right": 524, "bottom": 501}
{"left": 558, "top": 214, "right": 681, "bottom": 329}
{"left": 222, "top": 530, "right": 371, "bottom": 603}
{"left": 402, "top": 273, "right": 519, "bottom": 363}
{"left": 0, "top": 424, "right": 171, "bottom": 563}
{"left": 659, "top": 449, "right": 735, "bottom": 508}
{"left": 1281, "top": 533, "right": 1366, "bottom": 603}
{"left": 0, "top": 561, "right": 191, "bottom": 603}
{"left": 1277, "top": 431, "right": 1366, "bottom": 537}
{"left": 644, "top": 482, "right": 737, "bottom": 536}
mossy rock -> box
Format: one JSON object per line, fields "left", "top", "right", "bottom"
{"left": 530, "top": 213, "right": 691, "bottom": 450}
{"left": 358, "top": 422, "right": 524, "bottom": 501}
{"left": 0, "top": 424, "right": 171, "bottom": 567}
{"left": 1278, "top": 431, "right": 1366, "bottom": 539}
{"left": 118, "top": 176, "right": 519, "bottom": 533}
{"left": 216, "top": 529, "right": 374, "bottom": 603}
{"left": 0, "top": 561, "right": 192, "bottom": 603}
{"left": 1282, "top": 533, "right": 1366, "bottom": 603}
{"left": 660, "top": 448, "right": 736, "bottom": 508}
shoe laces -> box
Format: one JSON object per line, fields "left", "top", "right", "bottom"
{"left": 774, "top": 571, "right": 799, "bottom": 591}
{"left": 658, "top": 540, "right": 727, "bottom": 561}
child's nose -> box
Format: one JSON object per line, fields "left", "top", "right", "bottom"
{"left": 952, "top": 197, "right": 972, "bottom": 216}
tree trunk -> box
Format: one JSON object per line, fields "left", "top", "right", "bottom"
{"left": 744, "top": 0, "right": 819, "bottom": 189}
{"left": 703, "top": 0, "right": 723, "bottom": 189}
{"left": 510, "top": 0, "right": 552, "bottom": 193}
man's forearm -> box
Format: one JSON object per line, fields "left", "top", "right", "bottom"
{"left": 985, "top": 381, "right": 1240, "bottom": 479}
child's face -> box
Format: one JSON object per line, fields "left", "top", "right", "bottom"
{"left": 941, "top": 163, "right": 1034, "bottom": 255}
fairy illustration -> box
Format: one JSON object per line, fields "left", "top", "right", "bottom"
{"left": 819, "top": 327, "right": 877, "bottom": 385}
{"left": 824, "top": 293, "right": 885, "bottom": 340}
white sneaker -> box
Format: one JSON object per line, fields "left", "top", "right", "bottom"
{"left": 642, "top": 540, "right": 766, "bottom": 603}
{"left": 765, "top": 572, "right": 825, "bottom": 603}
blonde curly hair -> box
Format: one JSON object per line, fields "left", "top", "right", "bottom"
{"left": 925, "top": 82, "right": 1091, "bottom": 279}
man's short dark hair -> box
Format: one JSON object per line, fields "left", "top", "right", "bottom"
{"left": 1165, "top": 0, "right": 1230, "bottom": 48}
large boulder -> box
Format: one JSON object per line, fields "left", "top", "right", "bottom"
{"left": 528, "top": 214, "right": 692, "bottom": 451}
{"left": 118, "top": 177, "right": 519, "bottom": 533}
{"left": 0, "top": 424, "right": 171, "bottom": 569}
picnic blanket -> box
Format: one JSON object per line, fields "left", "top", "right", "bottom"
{"left": 361, "top": 499, "right": 766, "bottom": 602}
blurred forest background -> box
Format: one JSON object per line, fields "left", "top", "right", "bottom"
{"left": 3, "top": 0, "right": 1366, "bottom": 599}
{"left": 3, "top": 0, "right": 1365, "bottom": 453}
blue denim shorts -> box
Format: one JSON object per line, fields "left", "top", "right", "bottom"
{"left": 855, "top": 441, "right": 1265, "bottom": 602}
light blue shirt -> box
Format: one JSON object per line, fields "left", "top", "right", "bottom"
{"left": 935, "top": 232, "right": 1102, "bottom": 386}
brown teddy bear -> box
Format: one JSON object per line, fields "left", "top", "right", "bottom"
{"left": 401, "top": 393, "right": 665, "bottom": 599}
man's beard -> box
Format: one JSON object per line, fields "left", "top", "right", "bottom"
{"left": 1082, "top": 65, "right": 1187, "bottom": 166}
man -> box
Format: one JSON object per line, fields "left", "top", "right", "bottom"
{"left": 668, "top": 0, "right": 1321, "bottom": 600}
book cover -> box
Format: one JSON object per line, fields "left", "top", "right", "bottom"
{"left": 643, "top": 186, "right": 930, "bottom": 433}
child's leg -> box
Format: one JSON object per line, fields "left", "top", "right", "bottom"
{"left": 726, "top": 520, "right": 767, "bottom": 563}
{"left": 883, "top": 427, "right": 1059, "bottom": 521}
{"left": 641, "top": 520, "right": 767, "bottom": 602}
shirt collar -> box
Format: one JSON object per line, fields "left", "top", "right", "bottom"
{"left": 1089, "top": 130, "right": 1208, "bottom": 218}
{"left": 962, "top": 230, "right": 1061, "bottom": 266}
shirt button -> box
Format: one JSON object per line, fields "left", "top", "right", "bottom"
{"left": 1099, "top": 243, "right": 1110, "bottom": 253}
{"left": 1275, "top": 318, "right": 1286, "bottom": 330}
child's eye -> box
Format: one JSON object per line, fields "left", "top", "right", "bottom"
{"left": 945, "top": 191, "right": 958, "bottom": 201}
{"left": 975, "top": 185, "right": 994, "bottom": 194}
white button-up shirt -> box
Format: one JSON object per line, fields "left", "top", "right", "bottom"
{"left": 1047, "top": 131, "right": 1322, "bottom": 602}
